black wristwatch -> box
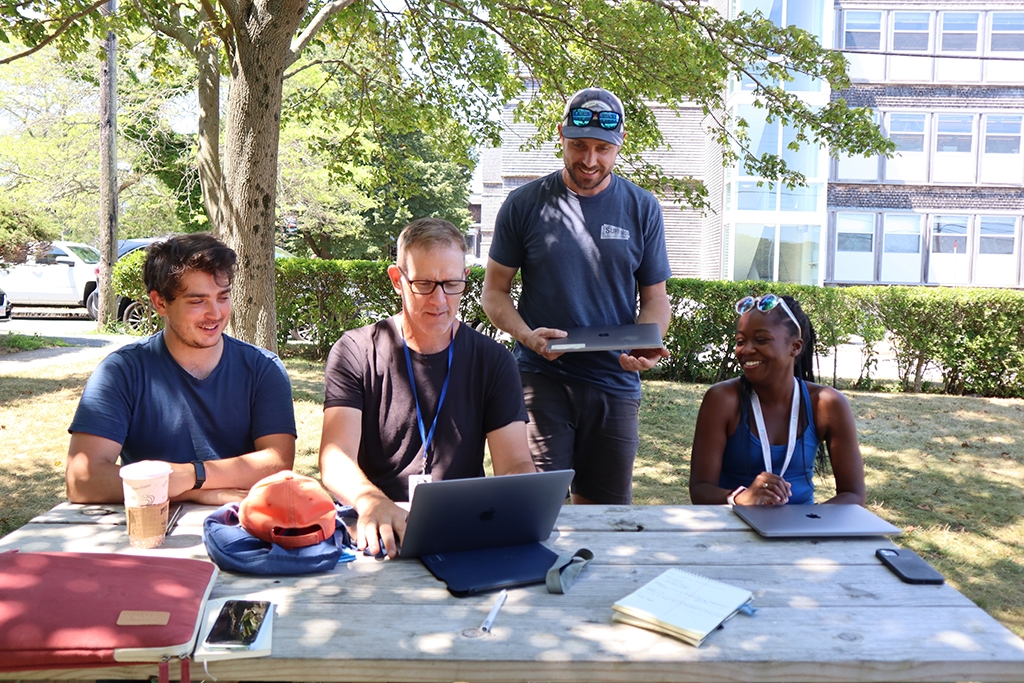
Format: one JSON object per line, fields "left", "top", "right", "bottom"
{"left": 191, "top": 460, "right": 206, "bottom": 490}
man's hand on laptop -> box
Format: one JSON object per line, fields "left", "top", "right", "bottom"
{"left": 524, "top": 327, "right": 567, "bottom": 361}
{"left": 355, "top": 490, "right": 408, "bottom": 559}
{"left": 619, "top": 346, "right": 670, "bottom": 372}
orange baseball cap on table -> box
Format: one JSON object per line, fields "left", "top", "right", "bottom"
{"left": 239, "top": 470, "right": 336, "bottom": 549}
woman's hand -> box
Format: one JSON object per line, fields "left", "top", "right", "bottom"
{"left": 738, "top": 472, "right": 791, "bottom": 505}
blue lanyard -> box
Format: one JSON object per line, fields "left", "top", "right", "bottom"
{"left": 401, "top": 323, "right": 454, "bottom": 475}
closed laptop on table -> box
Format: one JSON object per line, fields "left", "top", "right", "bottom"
{"left": 399, "top": 470, "right": 574, "bottom": 595}
{"left": 733, "top": 503, "right": 902, "bottom": 538}
{"left": 546, "top": 323, "right": 663, "bottom": 353}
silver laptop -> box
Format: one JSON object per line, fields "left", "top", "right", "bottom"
{"left": 546, "top": 323, "right": 663, "bottom": 353}
{"left": 733, "top": 504, "right": 902, "bottom": 538}
{"left": 399, "top": 469, "right": 574, "bottom": 558}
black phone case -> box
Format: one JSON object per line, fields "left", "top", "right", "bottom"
{"left": 876, "top": 548, "right": 945, "bottom": 585}
{"left": 205, "top": 600, "right": 271, "bottom": 646}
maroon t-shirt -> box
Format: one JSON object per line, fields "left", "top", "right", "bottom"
{"left": 324, "top": 318, "right": 527, "bottom": 501}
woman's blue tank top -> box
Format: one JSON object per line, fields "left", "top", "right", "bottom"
{"left": 718, "top": 378, "right": 819, "bottom": 505}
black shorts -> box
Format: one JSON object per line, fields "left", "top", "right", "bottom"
{"left": 520, "top": 371, "right": 640, "bottom": 504}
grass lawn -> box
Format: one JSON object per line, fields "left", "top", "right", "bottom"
{"left": 1, "top": 350, "right": 1022, "bottom": 637}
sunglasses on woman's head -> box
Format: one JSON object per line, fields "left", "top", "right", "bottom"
{"left": 568, "top": 108, "right": 622, "bottom": 130}
{"left": 735, "top": 294, "right": 801, "bottom": 331}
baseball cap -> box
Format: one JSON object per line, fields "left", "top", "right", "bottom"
{"left": 561, "top": 87, "right": 625, "bottom": 146}
{"left": 239, "top": 470, "right": 337, "bottom": 549}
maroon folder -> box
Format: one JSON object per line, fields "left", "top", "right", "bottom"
{"left": 0, "top": 551, "right": 217, "bottom": 671}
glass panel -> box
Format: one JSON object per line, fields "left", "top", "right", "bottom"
{"left": 884, "top": 215, "right": 921, "bottom": 253}
{"left": 741, "top": 0, "right": 783, "bottom": 24}
{"left": 734, "top": 223, "right": 775, "bottom": 281}
{"left": 845, "top": 11, "right": 882, "bottom": 50}
{"left": 782, "top": 124, "right": 818, "bottom": 176}
{"left": 779, "top": 183, "right": 820, "bottom": 211}
{"left": 936, "top": 114, "right": 973, "bottom": 152}
{"left": 837, "top": 213, "right": 875, "bottom": 252}
{"left": 893, "top": 12, "right": 930, "bottom": 51}
{"left": 788, "top": 0, "right": 823, "bottom": 36}
{"left": 979, "top": 216, "right": 1016, "bottom": 254}
{"left": 737, "top": 181, "right": 777, "bottom": 210}
{"left": 66, "top": 245, "right": 101, "bottom": 264}
{"left": 779, "top": 224, "right": 820, "bottom": 285}
{"left": 985, "top": 115, "right": 1021, "bottom": 153}
{"left": 931, "top": 215, "right": 968, "bottom": 253}
{"left": 991, "top": 12, "right": 1024, "bottom": 52}
{"left": 889, "top": 114, "right": 926, "bottom": 152}
{"left": 738, "top": 104, "right": 780, "bottom": 158}
{"left": 838, "top": 233, "right": 873, "bottom": 252}
{"left": 941, "top": 12, "right": 978, "bottom": 52}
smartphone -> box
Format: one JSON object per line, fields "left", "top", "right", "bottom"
{"left": 876, "top": 548, "right": 945, "bottom": 585}
{"left": 204, "top": 600, "right": 271, "bottom": 647}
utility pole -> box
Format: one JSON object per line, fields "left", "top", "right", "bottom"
{"left": 97, "top": 0, "right": 118, "bottom": 326}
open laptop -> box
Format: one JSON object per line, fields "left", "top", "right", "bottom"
{"left": 546, "top": 323, "right": 663, "bottom": 354}
{"left": 733, "top": 504, "right": 902, "bottom": 538}
{"left": 398, "top": 470, "right": 574, "bottom": 595}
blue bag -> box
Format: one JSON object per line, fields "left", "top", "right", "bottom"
{"left": 203, "top": 503, "right": 356, "bottom": 575}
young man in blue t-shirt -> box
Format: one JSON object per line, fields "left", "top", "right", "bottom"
{"left": 482, "top": 87, "right": 672, "bottom": 505}
{"left": 66, "top": 234, "right": 296, "bottom": 505}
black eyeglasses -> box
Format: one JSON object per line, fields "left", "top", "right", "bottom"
{"left": 398, "top": 268, "right": 467, "bottom": 295}
{"left": 568, "top": 108, "right": 622, "bottom": 131}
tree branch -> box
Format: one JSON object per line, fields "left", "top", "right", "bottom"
{"left": 286, "top": 0, "right": 360, "bottom": 68}
{"left": 0, "top": 0, "right": 109, "bottom": 66}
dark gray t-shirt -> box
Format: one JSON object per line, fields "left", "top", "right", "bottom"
{"left": 489, "top": 171, "right": 672, "bottom": 398}
{"left": 324, "top": 318, "right": 528, "bottom": 502}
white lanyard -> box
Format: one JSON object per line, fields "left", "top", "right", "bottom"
{"left": 750, "top": 377, "right": 800, "bottom": 479}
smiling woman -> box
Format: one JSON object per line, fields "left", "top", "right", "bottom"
{"left": 688, "top": 294, "right": 866, "bottom": 507}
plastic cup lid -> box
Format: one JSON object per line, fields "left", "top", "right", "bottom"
{"left": 119, "top": 460, "right": 174, "bottom": 481}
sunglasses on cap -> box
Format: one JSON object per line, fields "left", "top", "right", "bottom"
{"left": 568, "top": 108, "right": 622, "bottom": 131}
{"left": 735, "top": 294, "right": 800, "bottom": 331}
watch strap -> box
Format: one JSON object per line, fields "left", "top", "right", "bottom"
{"left": 727, "top": 485, "right": 747, "bottom": 506}
{"left": 191, "top": 460, "right": 206, "bottom": 490}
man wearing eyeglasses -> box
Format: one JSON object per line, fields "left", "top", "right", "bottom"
{"left": 483, "top": 87, "right": 672, "bottom": 506}
{"left": 319, "top": 218, "right": 536, "bottom": 559}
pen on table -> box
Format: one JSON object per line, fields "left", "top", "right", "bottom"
{"left": 480, "top": 589, "right": 508, "bottom": 632}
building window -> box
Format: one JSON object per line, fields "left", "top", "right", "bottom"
{"left": 991, "top": 12, "right": 1024, "bottom": 52}
{"left": 940, "top": 12, "right": 979, "bottom": 52}
{"left": 934, "top": 114, "right": 976, "bottom": 183}
{"left": 889, "top": 113, "right": 926, "bottom": 152}
{"left": 737, "top": 181, "right": 777, "bottom": 211}
{"left": 881, "top": 214, "right": 922, "bottom": 283}
{"left": 779, "top": 225, "right": 820, "bottom": 284}
{"left": 734, "top": 223, "right": 776, "bottom": 281}
{"left": 975, "top": 216, "right": 1017, "bottom": 286}
{"left": 936, "top": 114, "right": 974, "bottom": 152}
{"left": 984, "top": 114, "right": 1021, "bottom": 153}
{"left": 893, "top": 12, "right": 930, "bottom": 51}
{"left": 845, "top": 11, "right": 882, "bottom": 50}
{"left": 834, "top": 213, "right": 875, "bottom": 282}
{"left": 929, "top": 215, "right": 970, "bottom": 284}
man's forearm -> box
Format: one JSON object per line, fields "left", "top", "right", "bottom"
{"left": 481, "top": 287, "right": 533, "bottom": 343}
{"left": 636, "top": 291, "right": 671, "bottom": 335}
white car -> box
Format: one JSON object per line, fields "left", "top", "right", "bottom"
{"left": 0, "top": 241, "right": 100, "bottom": 318}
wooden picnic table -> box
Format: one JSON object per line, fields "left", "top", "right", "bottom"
{"left": 2, "top": 502, "right": 1023, "bottom": 682}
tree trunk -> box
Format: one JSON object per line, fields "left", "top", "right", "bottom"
{"left": 194, "top": 39, "right": 225, "bottom": 234}
{"left": 219, "top": 0, "right": 307, "bottom": 352}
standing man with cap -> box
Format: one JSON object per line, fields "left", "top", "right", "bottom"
{"left": 319, "top": 217, "right": 536, "bottom": 559}
{"left": 65, "top": 234, "right": 297, "bottom": 505}
{"left": 482, "top": 87, "right": 672, "bottom": 505}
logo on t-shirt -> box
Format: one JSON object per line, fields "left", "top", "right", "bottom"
{"left": 600, "top": 224, "right": 630, "bottom": 240}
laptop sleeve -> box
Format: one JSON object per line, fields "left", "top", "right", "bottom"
{"left": 0, "top": 551, "right": 218, "bottom": 671}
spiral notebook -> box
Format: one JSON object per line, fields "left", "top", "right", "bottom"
{"left": 612, "top": 568, "right": 753, "bottom": 647}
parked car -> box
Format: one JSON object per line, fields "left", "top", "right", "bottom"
{"left": 0, "top": 241, "right": 100, "bottom": 318}
{"left": 0, "top": 286, "right": 12, "bottom": 321}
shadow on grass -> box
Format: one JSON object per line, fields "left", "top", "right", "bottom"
{"left": 0, "top": 458, "right": 66, "bottom": 537}
{"left": 0, "top": 374, "right": 90, "bottom": 409}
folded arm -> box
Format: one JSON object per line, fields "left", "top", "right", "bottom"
{"left": 65, "top": 432, "right": 295, "bottom": 505}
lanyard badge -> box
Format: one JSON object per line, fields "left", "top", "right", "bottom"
{"left": 401, "top": 322, "right": 454, "bottom": 497}
{"left": 750, "top": 377, "right": 801, "bottom": 479}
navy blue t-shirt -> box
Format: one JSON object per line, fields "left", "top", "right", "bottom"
{"left": 489, "top": 171, "right": 671, "bottom": 398}
{"left": 69, "top": 332, "right": 296, "bottom": 465}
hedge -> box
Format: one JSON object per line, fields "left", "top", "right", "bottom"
{"left": 113, "top": 255, "right": 1024, "bottom": 398}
